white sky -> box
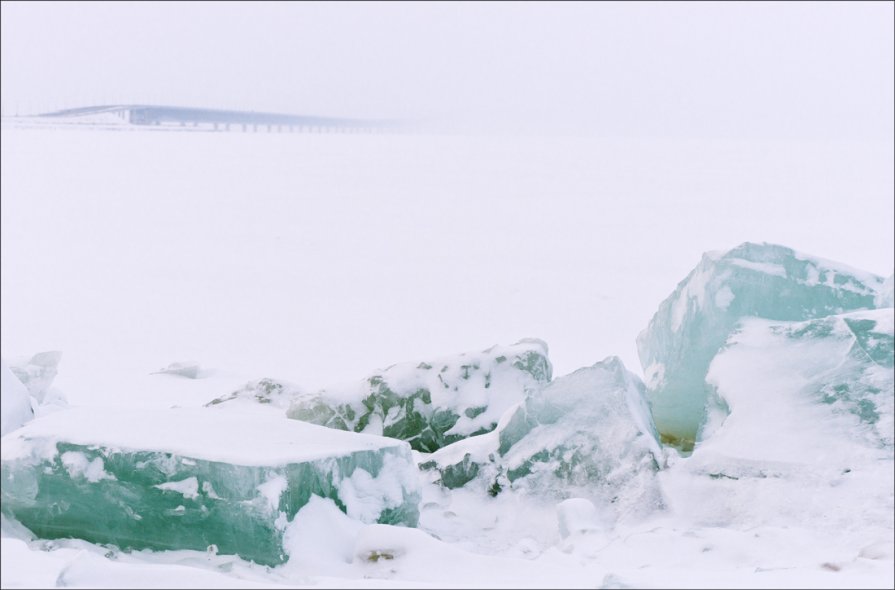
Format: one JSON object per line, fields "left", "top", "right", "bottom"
{"left": 1, "top": 1, "right": 893, "bottom": 139}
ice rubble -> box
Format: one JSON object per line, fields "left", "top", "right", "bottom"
{"left": 287, "top": 339, "right": 552, "bottom": 452}
{"left": 660, "top": 307, "right": 894, "bottom": 530}
{"left": 637, "top": 242, "right": 885, "bottom": 450}
{"left": 422, "top": 357, "right": 664, "bottom": 520}
{"left": 1, "top": 407, "right": 420, "bottom": 566}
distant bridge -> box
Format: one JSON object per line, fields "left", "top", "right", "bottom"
{"left": 36, "top": 105, "right": 403, "bottom": 132}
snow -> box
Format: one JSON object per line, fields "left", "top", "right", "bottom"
{"left": 154, "top": 477, "right": 200, "bottom": 500}
{"left": 556, "top": 498, "right": 605, "bottom": 538}
{"left": 728, "top": 258, "right": 788, "bottom": 277}
{"left": 713, "top": 285, "right": 735, "bottom": 309}
{"left": 0, "top": 406, "right": 410, "bottom": 466}
{"left": 256, "top": 475, "right": 288, "bottom": 512}
{"left": 338, "top": 455, "right": 417, "bottom": 523}
{"left": 61, "top": 451, "right": 116, "bottom": 483}
{"left": 286, "top": 339, "right": 550, "bottom": 452}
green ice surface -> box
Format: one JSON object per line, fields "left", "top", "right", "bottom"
{"left": 1, "top": 409, "right": 419, "bottom": 566}
{"left": 287, "top": 339, "right": 552, "bottom": 453}
{"left": 637, "top": 242, "right": 884, "bottom": 451}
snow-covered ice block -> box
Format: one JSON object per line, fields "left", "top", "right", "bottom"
{"left": 424, "top": 357, "right": 663, "bottom": 519}
{"left": 206, "top": 377, "right": 302, "bottom": 410}
{"left": 637, "top": 242, "right": 884, "bottom": 450}
{"left": 660, "top": 308, "right": 894, "bottom": 529}
{"left": 1, "top": 362, "right": 33, "bottom": 436}
{"left": 1, "top": 407, "right": 420, "bottom": 566}
{"left": 8, "top": 351, "right": 62, "bottom": 404}
{"left": 287, "top": 339, "right": 551, "bottom": 452}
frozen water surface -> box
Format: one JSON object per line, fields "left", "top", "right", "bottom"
{"left": 1, "top": 126, "right": 892, "bottom": 588}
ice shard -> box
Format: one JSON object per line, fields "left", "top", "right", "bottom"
{"left": 1, "top": 361, "right": 33, "bottom": 436}
{"left": 1, "top": 407, "right": 420, "bottom": 566}
{"left": 8, "top": 351, "right": 62, "bottom": 404}
{"left": 423, "top": 357, "right": 664, "bottom": 519}
{"left": 287, "top": 339, "right": 551, "bottom": 452}
{"left": 637, "top": 242, "right": 885, "bottom": 450}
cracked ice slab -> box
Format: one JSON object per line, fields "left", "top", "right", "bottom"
{"left": 1, "top": 407, "right": 420, "bottom": 566}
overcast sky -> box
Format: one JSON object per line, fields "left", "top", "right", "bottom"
{"left": 1, "top": 1, "right": 893, "bottom": 138}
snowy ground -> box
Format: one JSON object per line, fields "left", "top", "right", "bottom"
{"left": 1, "top": 121, "right": 893, "bottom": 588}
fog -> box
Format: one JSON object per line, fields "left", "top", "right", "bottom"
{"left": 2, "top": 1, "right": 893, "bottom": 139}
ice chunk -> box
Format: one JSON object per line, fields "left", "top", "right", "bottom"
{"left": 637, "top": 242, "right": 884, "bottom": 450}
{"left": 660, "top": 308, "right": 894, "bottom": 529}
{"left": 1, "top": 407, "right": 420, "bottom": 566}
{"left": 8, "top": 351, "right": 62, "bottom": 404}
{"left": 152, "top": 361, "right": 200, "bottom": 379}
{"left": 1, "top": 362, "right": 33, "bottom": 436}
{"left": 206, "top": 377, "right": 302, "bottom": 410}
{"left": 287, "top": 339, "right": 552, "bottom": 452}
{"left": 424, "top": 357, "right": 663, "bottom": 520}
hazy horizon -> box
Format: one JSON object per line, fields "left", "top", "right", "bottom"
{"left": 2, "top": 1, "right": 893, "bottom": 139}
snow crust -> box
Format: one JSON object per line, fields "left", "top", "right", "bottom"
{"left": 0, "top": 406, "right": 409, "bottom": 466}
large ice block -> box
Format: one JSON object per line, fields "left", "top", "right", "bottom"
{"left": 287, "top": 339, "right": 552, "bottom": 452}
{"left": 637, "top": 242, "right": 884, "bottom": 450}
{"left": 1, "top": 407, "right": 420, "bottom": 566}
{"left": 661, "top": 309, "right": 894, "bottom": 529}
{"left": 424, "top": 357, "right": 664, "bottom": 519}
